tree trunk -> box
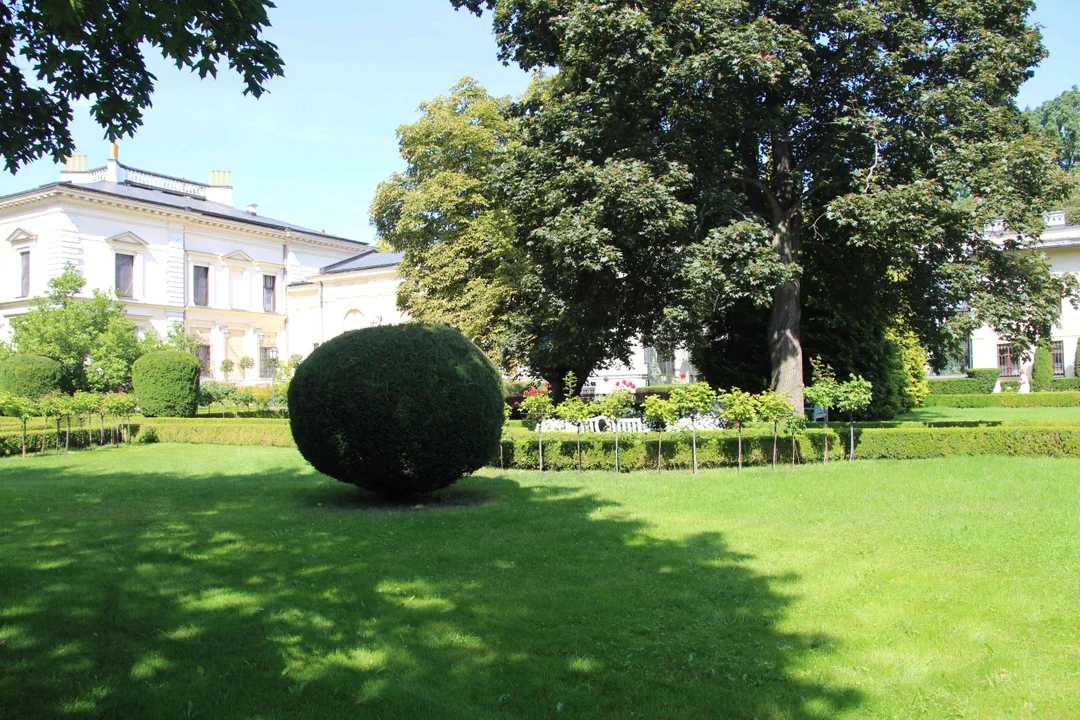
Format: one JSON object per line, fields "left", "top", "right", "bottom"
{"left": 767, "top": 134, "right": 805, "bottom": 414}
{"left": 691, "top": 421, "right": 698, "bottom": 475}
{"left": 65, "top": 418, "right": 71, "bottom": 453}
{"left": 849, "top": 419, "right": 855, "bottom": 461}
{"left": 737, "top": 425, "right": 743, "bottom": 471}
{"left": 772, "top": 423, "right": 778, "bottom": 470}
{"left": 657, "top": 430, "right": 663, "bottom": 473}
{"left": 614, "top": 428, "right": 620, "bottom": 473}
{"left": 99, "top": 414, "right": 104, "bottom": 445}
{"left": 823, "top": 415, "right": 829, "bottom": 465}
{"left": 21, "top": 420, "right": 27, "bottom": 459}
{"left": 576, "top": 428, "right": 582, "bottom": 472}
{"left": 538, "top": 425, "right": 544, "bottom": 472}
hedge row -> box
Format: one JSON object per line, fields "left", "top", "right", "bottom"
{"left": 922, "top": 392, "right": 1080, "bottom": 408}
{"left": 926, "top": 369, "right": 1000, "bottom": 395}
{"left": 9, "top": 420, "right": 1080, "bottom": 468}
{"left": 999, "top": 378, "right": 1080, "bottom": 393}
{"left": 0, "top": 428, "right": 126, "bottom": 457}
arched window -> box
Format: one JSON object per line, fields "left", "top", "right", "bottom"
{"left": 343, "top": 310, "right": 364, "bottom": 332}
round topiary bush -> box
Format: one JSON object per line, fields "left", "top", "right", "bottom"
{"left": 288, "top": 323, "right": 504, "bottom": 496}
{"left": 132, "top": 350, "right": 202, "bottom": 417}
{"left": 0, "top": 354, "right": 64, "bottom": 397}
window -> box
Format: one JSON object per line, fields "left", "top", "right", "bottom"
{"left": 263, "top": 274, "right": 276, "bottom": 312}
{"left": 115, "top": 253, "right": 134, "bottom": 298}
{"left": 259, "top": 346, "right": 276, "bottom": 378}
{"left": 1052, "top": 340, "right": 1065, "bottom": 377}
{"left": 193, "top": 266, "right": 209, "bottom": 307}
{"left": 196, "top": 344, "right": 211, "bottom": 376}
{"left": 997, "top": 344, "right": 1020, "bottom": 378}
{"left": 19, "top": 251, "right": 29, "bottom": 297}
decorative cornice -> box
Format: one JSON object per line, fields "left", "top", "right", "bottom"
{"left": 0, "top": 184, "right": 365, "bottom": 252}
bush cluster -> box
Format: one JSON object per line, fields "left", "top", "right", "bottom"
{"left": 0, "top": 355, "right": 64, "bottom": 397}
{"left": 132, "top": 351, "right": 202, "bottom": 417}
{"left": 926, "top": 368, "right": 1000, "bottom": 395}
{"left": 289, "top": 323, "right": 504, "bottom": 496}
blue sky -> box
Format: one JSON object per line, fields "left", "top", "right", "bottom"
{"left": 0, "top": 0, "right": 1075, "bottom": 244}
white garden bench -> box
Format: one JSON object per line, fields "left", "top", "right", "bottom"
{"left": 613, "top": 417, "right": 647, "bottom": 433}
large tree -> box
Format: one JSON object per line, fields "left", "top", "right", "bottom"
{"left": 370, "top": 79, "right": 527, "bottom": 372}
{"left": 0, "top": 0, "right": 283, "bottom": 171}
{"left": 454, "top": 0, "right": 1074, "bottom": 412}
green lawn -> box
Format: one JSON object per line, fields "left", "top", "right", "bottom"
{"left": 895, "top": 405, "right": 1080, "bottom": 423}
{"left": 1, "top": 446, "right": 1077, "bottom": 719}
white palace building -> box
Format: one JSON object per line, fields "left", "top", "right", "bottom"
{"left": 0, "top": 149, "right": 694, "bottom": 389}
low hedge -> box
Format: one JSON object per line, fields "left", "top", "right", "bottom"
{"left": 139, "top": 421, "right": 295, "bottom": 447}
{"left": 854, "top": 425, "right": 1080, "bottom": 459}
{"left": 1000, "top": 378, "right": 1080, "bottom": 393}
{"left": 0, "top": 427, "right": 126, "bottom": 457}
{"left": 923, "top": 392, "right": 1080, "bottom": 408}
{"left": 926, "top": 368, "right": 1000, "bottom": 395}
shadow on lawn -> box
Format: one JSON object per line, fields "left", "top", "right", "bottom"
{"left": 0, "top": 459, "right": 861, "bottom": 719}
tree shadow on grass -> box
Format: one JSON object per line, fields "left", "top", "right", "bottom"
{"left": 0, "top": 455, "right": 862, "bottom": 719}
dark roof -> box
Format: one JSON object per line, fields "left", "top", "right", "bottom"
{"left": 3, "top": 179, "right": 367, "bottom": 246}
{"left": 321, "top": 250, "right": 403, "bottom": 274}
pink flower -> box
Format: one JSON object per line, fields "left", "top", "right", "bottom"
{"left": 603, "top": 377, "right": 608, "bottom": 382}
{"left": 513, "top": 401, "right": 519, "bottom": 406}
{"left": 539, "top": 389, "right": 546, "bottom": 395}
{"left": 680, "top": 373, "right": 686, "bottom": 379}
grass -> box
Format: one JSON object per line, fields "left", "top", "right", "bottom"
{"left": 0, "top": 446, "right": 1078, "bottom": 718}
{"left": 895, "top": 405, "right": 1080, "bottom": 423}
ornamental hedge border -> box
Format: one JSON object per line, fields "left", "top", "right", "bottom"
{"left": 926, "top": 368, "right": 1000, "bottom": 395}
{"left": 922, "top": 392, "right": 1080, "bottom": 408}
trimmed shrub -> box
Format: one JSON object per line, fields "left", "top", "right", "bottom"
{"left": 1052, "top": 378, "right": 1080, "bottom": 392}
{"left": 923, "top": 392, "right": 1080, "bottom": 408}
{"left": 288, "top": 323, "right": 504, "bottom": 496}
{"left": 927, "top": 368, "right": 1000, "bottom": 395}
{"left": 1032, "top": 343, "right": 1053, "bottom": 392}
{"left": 132, "top": 351, "right": 201, "bottom": 418}
{"left": 0, "top": 354, "right": 63, "bottom": 398}
{"left": 633, "top": 384, "right": 685, "bottom": 402}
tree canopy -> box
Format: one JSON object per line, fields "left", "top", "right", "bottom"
{"left": 0, "top": 0, "right": 283, "bottom": 171}
{"left": 452, "top": 0, "right": 1075, "bottom": 412}
{"left": 370, "top": 79, "right": 526, "bottom": 371}
{"left": 1027, "top": 86, "right": 1080, "bottom": 223}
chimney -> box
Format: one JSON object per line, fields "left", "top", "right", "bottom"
{"left": 246, "top": 203, "right": 258, "bottom": 216}
{"left": 205, "top": 170, "right": 234, "bottom": 206}
{"left": 105, "top": 142, "right": 125, "bottom": 183}
{"left": 59, "top": 153, "right": 90, "bottom": 183}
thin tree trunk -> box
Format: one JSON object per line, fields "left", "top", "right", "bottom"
{"left": 42, "top": 417, "right": 48, "bottom": 453}
{"left": 823, "top": 414, "right": 829, "bottom": 465}
{"left": 99, "top": 414, "right": 104, "bottom": 445}
{"left": 772, "top": 422, "right": 778, "bottom": 470}
{"left": 65, "top": 418, "right": 71, "bottom": 453}
{"left": 576, "top": 428, "right": 582, "bottom": 472}
{"left": 614, "top": 428, "right": 620, "bottom": 473}
{"left": 849, "top": 420, "right": 855, "bottom": 461}
{"left": 692, "top": 421, "right": 698, "bottom": 475}
{"left": 657, "top": 430, "right": 663, "bottom": 473}
{"left": 55, "top": 419, "right": 60, "bottom": 452}
{"left": 538, "top": 425, "right": 544, "bottom": 472}
{"left": 21, "top": 420, "right": 27, "bottom": 458}
{"left": 737, "top": 425, "right": 743, "bottom": 471}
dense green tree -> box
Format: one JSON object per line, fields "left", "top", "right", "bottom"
{"left": 1026, "top": 86, "right": 1080, "bottom": 223}
{"left": 454, "top": 0, "right": 1075, "bottom": 413}
{"left": 371, "top": 79, "right": 527, "bottom": 372}
{"left": 0, "top": 0, "right": 283, "bottom": 171}
{"left": 8, "top": 264, "right": 152, "bottom": 391}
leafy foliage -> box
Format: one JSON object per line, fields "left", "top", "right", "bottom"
{"left": 131, "top": 351, "right": 201, "bottom": 418}
{"left": 371, "top": 79, "right": 525, "bottom": 371}
{"left": 0, "top": 354, "right": 63, "bottom": 398}
{"left": 453, "top": 0, "right": 1074, "bottom": 412}
{"left": 287, "top": 323, "right": 504, "bottom": 497}
{"left": 0, "top": 0, "right": 283, "bottom": 170}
